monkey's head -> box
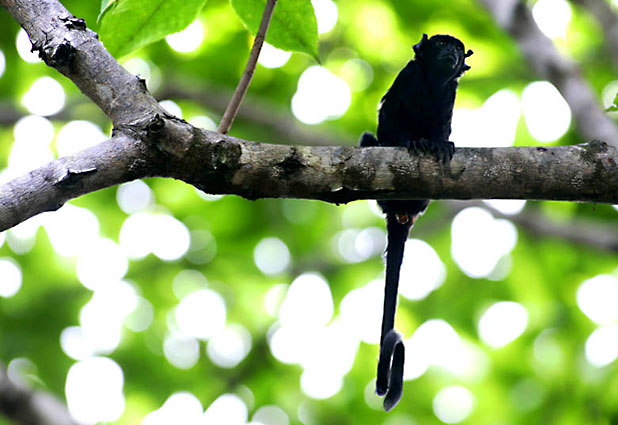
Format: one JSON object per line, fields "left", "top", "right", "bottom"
{"left": 413, "top": 34, "right": 473, "bottom": 82}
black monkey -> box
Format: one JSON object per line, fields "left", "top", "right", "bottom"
{"left": 360, "top": 34, "right": 472, "bottom": 411}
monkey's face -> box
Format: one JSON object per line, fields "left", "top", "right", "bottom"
{"left": 414, "top": 34, "right": 473, "bottom": 82}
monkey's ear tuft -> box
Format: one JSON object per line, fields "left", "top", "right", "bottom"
{"left": 413, "top": 33, "right": 428, "bottom": 55}
{"left": 465, "top": 49, "right": 474, "bottom": 57}
{"left": 464, "top": 64, "right": 471, "bottom": 71}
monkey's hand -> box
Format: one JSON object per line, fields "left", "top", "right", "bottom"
{"left": 408, "top": 138, "right": 455, "bottom": 163}
{"left": 431, "top": 140, "right": 455, "bottom": 163}
{"left": 376, "top": 329, "right": 405, "bottom": 411}
{"left": 359, "top": 132, "right": 379, "bottom": 147}
{"left": 407, "top": 137, "right": 431, "bottom": 155}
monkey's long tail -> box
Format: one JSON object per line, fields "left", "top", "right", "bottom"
{"left": 376, "top": 214, "right": 414, "bottom": 411}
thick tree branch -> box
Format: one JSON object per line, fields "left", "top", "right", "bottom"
{"left": 0, "top": 133, "right": 157, "bottom": 231}
{"left": 1, "top": 116, "right": 616, "bottom": 232}
{"left": 0, "top": 364, "right": 77, "bottom": 425}
{"left": 479, "top": 0, "right": 618, "bottom": 147}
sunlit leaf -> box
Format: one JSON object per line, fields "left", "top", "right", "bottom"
{"left": 230, "top": 0, "right": 319, "bottom": 61}
{"left": 98, "top": 0, "right": 207, "bottom": 58}
{"left": 98, "top": 0, "right": 118, "bottom": 23}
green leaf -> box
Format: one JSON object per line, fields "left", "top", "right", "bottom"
{"left": 98, "top": 0, "right": 118, "bottom": 22}
{"left": 98, "top": 0, "right": 207, "bottom": 58}
{"left": 231, "top": 0, "right": 319, "bottom": 61}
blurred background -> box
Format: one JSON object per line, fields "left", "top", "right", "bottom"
{"left": 0, "top": 0, "right": 618, "bottom": 424}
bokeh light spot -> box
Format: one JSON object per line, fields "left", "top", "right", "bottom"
{"left": 207, "top": 324, "right": 252, "bottom": 368}
{"left": 311, "top": 0, "right": 338, "bottom": 34}
{"left": 65, "top": 357, "right": 125, "bottom": 424}
{"left": 76, "top": 238, "right": 128, "bottom": 290}
{"left": 22, "top": 76, "right": 65, "bottom": 116}
{"left": 340, "top": 58, "right": 373, "bottom": 92}
{"left": 166, "top": 19, "right": 204, "bottom": 53}
{"left": 521, "top": 81, "right": 571, "bottom": 142}
{"left": 478, "top": 301, "right": 528, "bottom": 348}
{"left": 0, "top": 258, "right": 22, "bottom": 297}
{"left": 122, "top": 57, "right": 162, "bottom": 92}
{"left": 44, "top": 204, "right": 100, "bottom": 257}
{"left": 252, "top": 405, "right": 289, "bottom": 425}
{"left": 403, "top": 320, "right": 488, "bottom": 381}
{"left": 340, "top": 280, "right": 383, "bottom": 344}
{"left": 176, "top": 289, "right": 227, "bottom": 340}
{"left": 9, "top": 115, "right": 55, "bottom": 177}
{"left": 119, "top": 212, "right": 190, "bottom": 261}
{"left": 16, "top": 29, "right": 40, "bottom": 63}
{"left": 60, "top": 326, "right": 94, "bottom": 361}
{"left": 159, "top": 99, "right": 182, "bottom": 118}
{"left": 451, "top": 207, "right": 517, "bottom": 278}
{"left": 189, "top": 115, "right": 217, "bottom": 130}
{"left": 116, "top": 180, "right": 154, "bottom": 214}
{"left": 300, "top": 368, "right": 343, "bottom": 399}
{"left": 254, "top": 237, "right": 291, "bottom": 275}
{"left": 124, "top": 296, "right": 154, "bottom": 332}
{"left": 79, "top": 280, "right": 139, "bottom": 354}
{"left": 0, "top": 49, "right": 5, "bottom": 77}
{"left": 292, "top": 66, "right": 351, "bottom": 124}
{"left": 172, "top": 269, "right": 208, "bottom": 299}
{"left": 203, "top": 394, "right": 247, "bottom": 425}
{"left": 279, "top": 273, "right": 333, "bottom": 330}
{"left": 143, "top": 392, "right": 204, "bottom": 425}
{"left": 585, "top": 325, "right": 618, "bottom": 367}
{"left": 451, "top": 89, "right": 520, "bottom": 148}
{"left": 483, "top": 199, "right": 526, "bottom": 215}
{"left": 576, "top": 274, "right": 618, "bottom": 325}
{"left": 258, "top": 42, "right": 292, "bottom": 69}
{"left": 532, "top": 0, "right": 571, "bottom": 39}
{"left": 163, "top": 334, "right": 200, "bottom": 369}
{"left": 432, "top": 385, "right": 476, "bottom": 424}
{"left": 264, "top": 283, "right": 288, "bottom": 317}
{"left": 56, "top": 120, "right": 107, "bottom": 157}
{"left": 399, "top": 239, "right": 446, "bottom": 300}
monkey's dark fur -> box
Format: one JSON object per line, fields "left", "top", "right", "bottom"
{"left": 360, "top": 34, "right": 472, "bottom": 411}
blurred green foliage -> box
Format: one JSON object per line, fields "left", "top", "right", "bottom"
{"left": 0, "top": 0, "right": 617, "bottom": 424}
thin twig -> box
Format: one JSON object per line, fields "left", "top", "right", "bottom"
{"left": 217, "top": 0, "right": 277, "bottom": 134}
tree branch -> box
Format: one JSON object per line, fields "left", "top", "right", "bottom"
{"left": 1, "top": 115, "right": 617, "bottom": 232}
{"left": 570, "top": 0, "right": 618, "bottom": 69}
{"left": 479, "top": 0, "right": 618, "bottom": 146}
{"left": 0, "top": 364, "right": 77, "bottom": 425}
{"left": 217, "top": 0, "right": 277, "bottom": 134}
{"left": 0, "top": 133, "right": 156, "bottom": 231}
{"left": 448, "top": 200, "right": 618, "bottom": 252}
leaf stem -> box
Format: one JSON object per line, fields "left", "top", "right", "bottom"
{"left": 217, "top": 0, "right": 277, "bottom": 134}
